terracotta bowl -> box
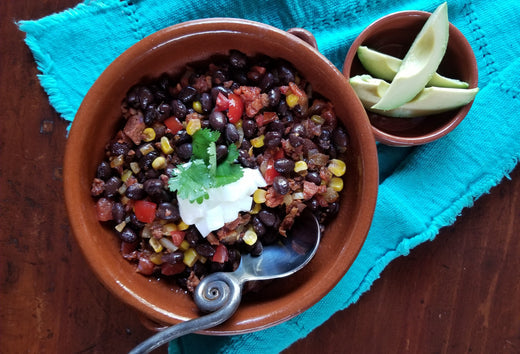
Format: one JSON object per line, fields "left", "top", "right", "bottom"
{"left": 343, "top": 10, "right": 479, "bottom": 146}
{"left": 64, "top": 18, "right": 379, "bottom": 334}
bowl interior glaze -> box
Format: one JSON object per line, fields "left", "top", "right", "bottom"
{"left": 343, "top": 11, "right": 478, "bottom": 146}
{"left": 64, "top": 18, "right": 378, "bottom": 334}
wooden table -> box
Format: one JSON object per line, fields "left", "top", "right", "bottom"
{"left": 2, "top": 1, "right": 519, "bottom": 353}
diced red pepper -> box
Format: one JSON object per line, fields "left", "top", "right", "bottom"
{"left": 164, "top": 116, "right": 184, "bottom": 134}
{"left": 134, "top": 200, "right": 157, "bottom": 223}
{"left": 170, "top": 230, "right": 186, "bottom": 247}
{"left": 263, "top": 159, "right": 280, "bottom": 185}
{"left": 212, "top": 243, "right": 229, "bottom": 263}
{"left": 215, "top": 92, "right": 230, "bottom": 112}
{"left": 136, "top": 256, "right": 155, "bottom": 275}
{"left": 227, "top": 93, "right": 244, "bottom": 124}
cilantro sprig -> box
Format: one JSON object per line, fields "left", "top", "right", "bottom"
{"left": 168, "top": 128, "right": 244, "bottom": 204}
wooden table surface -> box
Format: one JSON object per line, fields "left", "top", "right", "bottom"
{"left": 2, "top": 1, "right": 519, "bottom": 353}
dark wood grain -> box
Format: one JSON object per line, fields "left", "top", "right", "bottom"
{"left": 1, "top": 1, "right": 519, "bottom": 353}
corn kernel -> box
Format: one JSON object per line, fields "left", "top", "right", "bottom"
{"left": 186, "top": 119, "right": 201, "bottom": 135}
{"left": 177, "top": 220, "right": 189, "bottom": 231}
{"left": 149, "top": 253, "right": 163, "bottom": 265}
{"left": 160, "top": 136, "right": 174, "bottom": 155}
{"left": 250, "top": 203, "right": 262, "bottom": 214}
{"left": 139, "top": 143, "right": 155, "bottom": 155}
{"left": 179, "top": 240, "right": 190, "bottom": 251}
{"left": 142, "top": 127, "right": 156, "bottom": 142}
{"left": 130, "top": 162, "right": 141, "bottom": 174}
{"left": 118, "top": 184, "right": 127, "bottom": 195}
{"left": 149, "top": 237, "right": 164, "bottom": 253}
{"left": 114, "top": 221, "right": 126, "bottom": 233}
{"left": 311, "top": 114, "right": 325, "bottom": 125}
{"left": 293, "top": 191, "right": 304, "bottom": 200}
{"left": 294, "top": 160, "right": 308, "bottom": 173}
{"left": 192, "top": 101, "right": 203, "bottom": 114}
{"left": 328, "top": 159, "right": 346, "bottom": 177}
{"left": 198, "top": 255, "right": 207, "bottom": 264}
{"left": 152, "top": 156, "right": 167, "bottom": 170}
{"left": 183, "top": 248, "right": 198, "bottom": 267}
{"left": 162, "top": 223, "right": 178, "bottom": 235}
{"left": 251, "top": 134, "right": 265, "bottom": 148}
{"left": 121, "top": 169, "right": 132, "bottom": 183}
{"left": 286, "top": 93, "right": 299, "bottom": 108}
{"left": 253, "top": 189, "right": 267, "bottom": 204}
{"left": 243, "top": 229, "right": 258, "bottom": 246}
{"left": 141, "top": 225, "right": 152, "bottom": 238}
{"left": 329, "top": 177, "right": 344, "bottom": 192}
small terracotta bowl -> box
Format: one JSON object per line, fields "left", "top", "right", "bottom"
{"left": 64, "top": 18, "right": 379, "bottom": 334}
{"left": 343, "top": 10, "right": 479, "bottom": 146}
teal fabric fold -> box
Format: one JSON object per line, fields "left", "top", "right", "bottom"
{"left": 18, "top": 0, "right": 520, "bottom": 353}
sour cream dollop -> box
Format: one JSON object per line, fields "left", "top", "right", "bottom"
{"left": 177, "top": 168, "right": 267, "bottom": 237}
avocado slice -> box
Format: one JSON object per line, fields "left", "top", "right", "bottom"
{"left": 371, "top": 2, "right": 450, "bottom": 111}
{"left": 350, "top": 75, "right": 479, "bottom": 117}
{"left": 357, "top": 46, "right": 469, "bottom": 89}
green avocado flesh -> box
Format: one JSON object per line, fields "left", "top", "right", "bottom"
{"left": 371, "top": 2, "right": 450, "bottom": 111}
{"left": 356, "top": 46, "right": 469, "bottom": 89}
{"left": 350, "top": 75, "right": 479, "bottom": 117}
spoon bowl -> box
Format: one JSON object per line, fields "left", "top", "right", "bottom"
{"left": 130, "top": 209, "right": 320, "bottom": 353}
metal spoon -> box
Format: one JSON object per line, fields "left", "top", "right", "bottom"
{"left": 129, "top": 209, "right": 320, "bottom": 354}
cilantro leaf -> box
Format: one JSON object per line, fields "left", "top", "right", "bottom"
{"left": 215, "top": 144, "right": 243, "bottom": 186}
{"left": 192, "top": 128, "right": 220, "bottom": 164}
{"left": 168, "top": 160, "right": 212, "bottom": 203}
{"left": 207, "top": 141, "right": 217, "bottom": 176}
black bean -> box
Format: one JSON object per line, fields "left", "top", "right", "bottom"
{"left": 177, "top": 86, "right": 197, "bottom": 104}
{"left": 144, "top": 169, "right": 160, "bottom": 180}
{"left": 225, "top": 123, "right": 239, "bottom": 143}
{"left": 272, "top": 175, "right": 289, "bottom": 195}
{"left": 267, "top": 88, "right": 281, "bottom": 108}
{"left": 240, "top": 139, "right": 251, "bottom": 151}
{"left": 274, "top": 158, "right": 295, "bottom": 175}
{"left": 278, "top": 64, "right": 295, "bottom": 85}
{"left": 143, "top": 178, "right": 163, "bottom": 197}
{"left": 138, "top": 87, "right": 154, "bottom": 108}
{"left": 139, "top": 151, "right": 159, "bottom": 170}
{"left": 199, "top": 93, "right": 212, "bottom": 113}
{"left": 242, "top": 119, "right": 257, "bottom": 139}
{"left": 232, "top": 70, "right": 248, "bottom": 85}
{"left": 229, "top": 50, "right": 247, "bottom": 68}
{"left": 144, "top": 107, "right": 157, "bottom": 125}
{"left": 216, "top": 144, "right": 228, "bottom": 162}
{"left": 126, "top": 86, "right": 140, "bottom": 108}
{"left": 104, "top": 176, "right": 122, "bottom": 198}
{"left": 212, "top": 70, "right": 228, "bottom": 85}
{"left": 129, "top": 213, "right": 145, "bottom": 229}
{"left": 195, "top": 244, "right": 215, "bottom": 258}
{"left": 317, "top": 129, "right": 332, "bottom": 151}
{"left": 162, "top": 251, "right": 184, "bottom": 264}
{"left": 209, "top": 111, "right": 226, "bottom": 131}
{"left": 176, "top": 143, "right": 193, "bottom": 161}
{"left": 119, "top": 227, "right": 138, "bottom": 243}
{"left": 267, "top": 121, "right": 285, "bottom": 134}
{"left": 156, "top": 202, "right": 180, "bottom": 222}
{"left": 258, "top": 210, "right": 276, "bottom": 227}
{"left": 126, "top": 183, "right": 146, "bottom": 200}
{"left": 247, "top": 69, "right": 262, "bottom": 83}
{"left": 96, "top": 161, "right": 112, "bottom": 180}
{"left": 210, "top": 86, "right": 230, "bottom": 102}
{"left": 170, "top": 99, "right": 187, "bottom": 119}
{"left": 112, "top": 202, "right": 125, "bottom": 224}
{"left": 289, "top": 133, "right": 303, "bottom": 147}
{"left": 172, "top": 130, "right": 191, "bottom": 146}
{"left": 238, "top": 149, "right": 257, "bottom": 168}
{"left": 250, "top": 241, "right": 263, "bottom": 256}
{"left": 157, "top": 103, "right": 171, "bottom": 122}
{"left": 110, "top": 141, "right": 130, "bottom": 156}
{"left": 252, "top": 216, "right": 266, "bottom": 236}
{"left": 307, "top": 198, "right": 320, "bottom": 211}
{"left": 185, "top": 227, "right": 201, "bottom": 246}
{"left": 264, "top": 131, "right": 282, "bottom": 148}
{"left": 259, "top": 71, "right": 275, "bottom": 91}
{"left": 227, "top": 248, "right": 241, "bottom": 270}
{"left": 333, "top": 127, "right": 349, "bottom": 151}
{"left": 291, "top": 123, "right": 306, "bottom": 137}
{"left": 306, "top": 171, "right": 322, "bottom": 185}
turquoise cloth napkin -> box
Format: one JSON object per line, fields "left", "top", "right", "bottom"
{"left": 19, "top": 0, "right": 520, "bottom": 352}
